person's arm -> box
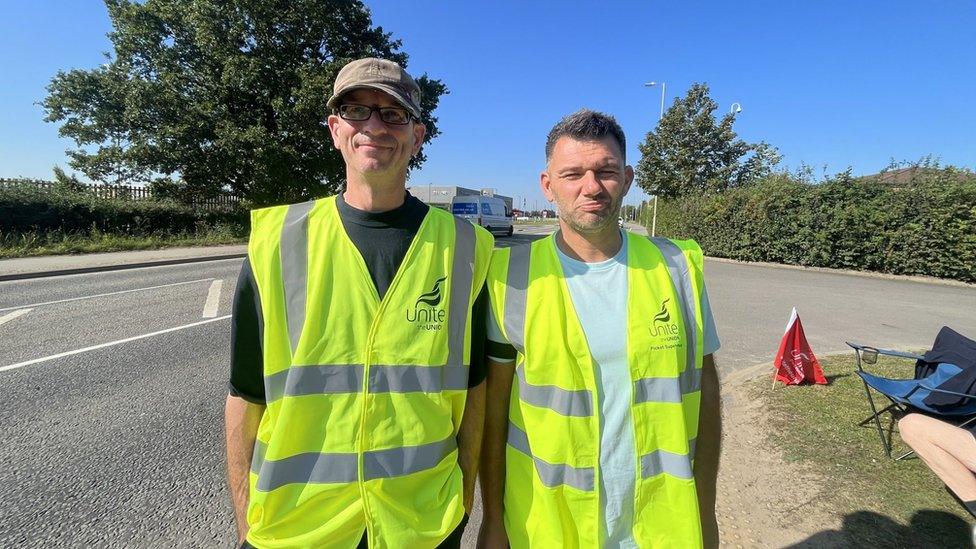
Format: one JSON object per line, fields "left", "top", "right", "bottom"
{"left": 225, "top": 395, "right": 265, "bottom": 543}
{"left": 695, "top": 353, "right": 721, "bottom": 549}
{"left": 224, "top": 395, "right": 264, "bottom": 543}
{"left": 225, "top": 258, "right": 268, "bottom": 542}
{"left": 458, "top": 379, "right": 486, "bottom": 513}
{"left": 457, "top": 287, "right": 490, "bottom": 514}
{"left": 478, "top": 358, "right": 516, "bottom": 548}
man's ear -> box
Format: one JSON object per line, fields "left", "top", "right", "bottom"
{"left": 540, "top": 170, "right": 554, "bottom": 202}
{"left": 412, "top": 122, "right": 427, "bottom": 155}
{"left": 327, "top": 114, "right": 342, "bottom": 148}
{"left": 624, "top": 164, "right": 635, "bottom": 194}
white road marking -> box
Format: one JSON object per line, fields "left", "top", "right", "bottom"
{"left": 202, "top": 280, "right": 223, "bottom": 318}
{"left": 0, "top": 279, "right": 214, "bottom": 313}
{"left": 0, "top": 315, "right": 231, "bottom": 373}
{"left": 0, "top": 308, "right": 32, "bottom": 327}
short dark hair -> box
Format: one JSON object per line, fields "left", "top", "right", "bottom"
{"left": 545, "top": 109, "right": 626, "bottom": 162}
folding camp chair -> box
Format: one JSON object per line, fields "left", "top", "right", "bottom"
{"left": 848, "top": 341, "right": 976, "bottom": 460}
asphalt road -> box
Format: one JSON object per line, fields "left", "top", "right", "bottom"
{"left": 2, "top": 224, "right": 975, "bottom": 547}
{"left": 0, "top": 259, "right": 241, "bottom": 547}
{"left": 707, "top": 259, "right": 976, "bottom": 374}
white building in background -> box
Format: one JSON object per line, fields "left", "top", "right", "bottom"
{"left": 409, "top": 185, "right": 513, "bottom": 212}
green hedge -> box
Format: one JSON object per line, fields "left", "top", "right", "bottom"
{"left": 0, "top": 183, "right": 249, "bottom": 236}
{"left": 652, "top": 171, "right": 976, "bottom": 283}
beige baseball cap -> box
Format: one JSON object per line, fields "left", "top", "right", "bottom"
{"left": 327, "top": 57, "right": 422, "bottom": 119}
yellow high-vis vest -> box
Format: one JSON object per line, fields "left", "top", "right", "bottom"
{"left": 245, "top": 196, "right": 492, "bottom": 548}
{"left": 486, "top": 232, "right": 706, "bottom": 549}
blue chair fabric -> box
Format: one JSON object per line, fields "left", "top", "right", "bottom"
{"left": 857, "top": 363, "right": 976, "bottom": 416}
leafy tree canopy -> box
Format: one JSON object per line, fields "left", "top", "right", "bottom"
{"left": 636, "top": 83, "right": 780, "bottom": 198}
{"left": 43, "top": 0, "right": 447, "bottom": 206}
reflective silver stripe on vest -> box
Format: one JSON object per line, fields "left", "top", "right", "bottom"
{"left": 363, "top": 436, "right": 456, "bottom": 480}
{"left": 633, "top": 376, "right": 682, "bottom": 404}
{"left": 649, "top": 238, "right": 700, "bottom": 395}
{"left": 250, "top": 437, "right": 457, "bottom": 491}
{"left": 254, "top": 447, "right": 359, "bottom": 490}
{"left": 280, "top": 201, "right": 315, "bottom": 355}
{"left": 503, "top": 245, "right": 530, "bottom": 355}
{"left": 507, "top": 422, "right": 594, "bottom": 491}
{"left": 369, "top": 364, "right": 469, "bottom": 393}
{"left": 516, "top": 364, "right": 593, "bottom": 417}
{"left": 264, "top": 364, "right": 469, "bottom": 402}
{"left": 265, "top": 364, "right": 363, "bottom": 401}
{"left": 448, "top": 218, "right": 476, "bottom": 369}
{"left": 640, "top": 447, "right": 694, "bottom": 480}
{"left": 251, "top": 439, "right": 268, "bottom": 475}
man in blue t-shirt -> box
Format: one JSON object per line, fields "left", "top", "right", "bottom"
{"left": 479, "top": 110, "right": 722, "bottom": 548}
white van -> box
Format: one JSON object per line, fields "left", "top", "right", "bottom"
{"left": 451, "top": 195, "right": 514, "bottom": 237}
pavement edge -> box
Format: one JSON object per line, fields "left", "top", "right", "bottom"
{"left": 0, "top": 252, "right": 247, "bottom": 282}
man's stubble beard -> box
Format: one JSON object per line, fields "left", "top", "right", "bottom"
{"left": 555, "top": 193, "right": 625, "bottom": 235}
{"left": 346, "top": 148, "right": 412, "bottom": 188}
{"left": 358, "top": 162, "right": 410, "bottom": 187}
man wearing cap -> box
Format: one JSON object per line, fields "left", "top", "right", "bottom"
{"left": 478, "top": 109, "right": 721, "bottom": 548}
{"left": 225, "top": 57, "right": 494, "bottom": 548}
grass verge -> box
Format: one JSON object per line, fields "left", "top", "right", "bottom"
{"left": 0, "top": 228, "right": 247, "bottom": 259}
{"left": 753, "top": 353, "right": 972, "bottom": 548}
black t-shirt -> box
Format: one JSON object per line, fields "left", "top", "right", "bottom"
{"left": 229, "top": 193, "right": 488, "bottom": 403}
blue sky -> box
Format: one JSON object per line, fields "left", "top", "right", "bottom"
{"left": 2, "top": 1, "right": 974, "bottom": 208}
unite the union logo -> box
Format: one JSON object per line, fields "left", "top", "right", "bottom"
{"left": 406, "top": 275, "right": 447, "bottom": 330}
{"left": 648, "top": 297, "right": 682, "bottom": 350}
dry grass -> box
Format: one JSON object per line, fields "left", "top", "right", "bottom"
{"left": 753, "top": 352, "right": 973, "bottom": 548}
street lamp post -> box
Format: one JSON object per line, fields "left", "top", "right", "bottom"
{"left": 730, "top": 102, "right": 742, "bottom": 115}
{"left": 643, "top": 81, "right": 666, "bottom": 236}
{"left": 644, "top": 81, "right": 666, "bottom": 120}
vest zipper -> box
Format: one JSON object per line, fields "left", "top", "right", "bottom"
{"left": 353, "top": 209, "right": 434, "bottom": 547}
{"left": 358, "top": 314, "right": 380, "bottom": 547}
{"left": 591, "top": 356, "right": 604, "bottom": 548}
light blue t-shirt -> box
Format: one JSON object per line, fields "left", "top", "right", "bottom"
{"left": 487, "top": 232, "right": 720, "bottom": 547}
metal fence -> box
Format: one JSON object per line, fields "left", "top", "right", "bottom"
{"left": 0, "top": 178, "right": 241, "bottom": 211}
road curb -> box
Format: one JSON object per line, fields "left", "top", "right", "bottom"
{"left": 0, "top": 252, "right": 246, "bottom": 282}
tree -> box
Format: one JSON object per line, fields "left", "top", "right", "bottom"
{"left": 636, "top": 83, "right": 780, "bottom": 198}
{"left": 43, "top": 0, "right": 447, "bottom": 206}
{"left": 52, "top": 166, "right": 87, "bottom": 193}
{"left": 619, "top": 203, "right": 643, "bottom": 221}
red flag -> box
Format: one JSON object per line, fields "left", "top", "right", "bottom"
{"left": 773, "top": 308, "right": 827, "bottom": 385}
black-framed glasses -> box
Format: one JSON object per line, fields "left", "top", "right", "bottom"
{"left": 337, "top": 103, "right": 414, "bottom": 125}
